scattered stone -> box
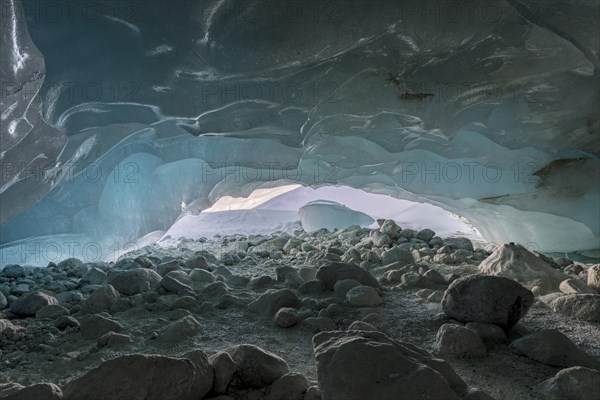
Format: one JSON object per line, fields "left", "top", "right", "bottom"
{"left": 108, "top": 269, "right": 161, "bottom": 295}
{"left": 465, "top": 322, "right": 507, "bottom": 344}
{"left": 248, "top": 289, "right": 300, "bottom": 316}
{"left": 302, "top": 317, "right": 337, "bottom": 332}
{"left": 0, "top": 291, "right": 7, "bottom": 309}
{"left": 190, "top": 268, "right": 216, "bottom": 283}
{"left": 479, "top": 243, "right": 569, "bottom": 292}
{"left": 186, "top": 255, "right": 210, "bottom": 270}
{"left": 161, "top": 272, "right": 193, "bottom": 294}
{"left": 442, "top": 274, "right": 534, "bottom": 328}
{"left": 333, "top": 279, "right": 361, "bottom": 298}
{"left": 81, "top": 285, "right": 120, "bottom": 314}
{"left": 1, "top": 383, "right": 63, "bottom": 400}
{"left": 297, "top": 280, "right": 325, "bottom": 294}
{"left": 225, "top": 344, "right": 290, "bottom": 389}
{"left": 209, "top": 351, "right": 237, "bottom": 395}
{"left": 435, "top": 324, "right": 486, "bottom": 358}
{"left": 535, "top": 366, "right": 600, "bottom": 400}
{"left": 380, "top": 245, "right": 414, "bottom": 266}
{"left": 304, "top": 386, "right": 322, "bottom": 400}
{"left": 0, "top": 319, "right": 19, "bottom": 337}
{"left": 424, "top": 269, "right": 446, "bottom": 284}
{"left": 55, "top": 316, "right": 80, "bottom": 330}
{"left": 444, "top": 237, "right": 474, "bottom": 252}
{"left": 348, "top": 320, "right": 378, "bottom": 331}
{"left": 79, "top": 314, "right": 124, "bottom": 340}
{"left": 265, "top": 372, "right": 309, "bottom": 400}
{"left": 380, "top": 219, "right": 400, "bottom": 239}
{"left": 2, "top": 265, "right": 26, "bottom": 278}
{"left": 586, "top": 264, "right": 600, "bottom": 291}
{"left": 427, "top": 291, "right": 444, "bottom": 303}
{"left": 509, "top": 329, "right": 598, "bottom": 368}
{"left": 274, "top": 307, "right": 300, "bottom": 328}
{"left": 9, "top": 291, "right": 58, "bottom": 316}
{"left": 62, "top": 353, "right": 212, "bottom": 400}
{"left": 559, "top": 278, "right": 596, "bottom": 294}
{"left": 316, "top": 262, "right": 379, "bottom": 291}
{"left": 97, "top": 332, "right": 133, "bottom": 348}
{"left": 346, "top": 285, "right": 383, "bottom": 307}
{"left": 35, "top": 304, "right": 69, "bottom": 319}
{"left": 158, "top": 315, "right": 203, "bottom": 343}
{"left": 313, "top": 330, "right": 466, "bottom": 400}
{"left": 370, "top": 230, "right": 392, "bottom": 247}
{"left": 550, "top": 294, "right": 600, "bottom": 322}
{"left": 416, "top": 228, "right": 436, "bottom": 242}
{"left": 157, "top": 260, "right": 181, "bottom": 276}
{"left": 275, "top": 266, "right": 304, "bottom": 288}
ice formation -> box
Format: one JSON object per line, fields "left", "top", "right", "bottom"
{"left": 1, "top": 0, "right": 599, "bottom": 267}
{"left": 298, "top": 200, "right": 375, "bottom": 232}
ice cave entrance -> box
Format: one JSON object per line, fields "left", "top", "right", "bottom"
{"left": 159, "top": 184, "right": 482, "bottom": 246}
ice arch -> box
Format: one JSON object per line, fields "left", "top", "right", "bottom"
{"left": 1, "top": 0, "right": 599, "bottom": 266}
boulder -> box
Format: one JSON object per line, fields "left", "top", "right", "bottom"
{"left": 346, "top": 285, "right": 383, "bottom": 307}
{"left": 209, "top": 351, "right": 237, "bottom": 395}
{"left": 79, "top": 314, "right": 124, "bottom": 340}
{"left": 380, "top": 220, "right": 400, "bottom": 239}
{"left": 225, "top": 344, "right": 290, "bottom": 389}
{"left": 478, "top": 243, "right": 569, "bottom": 292}
{"left": 274, "top": 308, "right": 300, "bottom": 328}
{"left": 465, "top": 322, "right": 507, "bottom": 344}
{"left": 380, "top": 245, "right": 414, "bottom": 266}
{"left": 535, "top": 366, "right": 600, "bottom": 400}
{"left": 415, "top": 228, "right": 436, "bottom": 242}
{"left": 370, "top": 230, "right": 392, "bottom": 247}
{"left": 443, "top": 237, "right": 474, "bottom": 252}
{"left": 108, "top": 269, "right": 161, "bottom": 296}
{"left": 0, "top": 291, "right": 7, "bottom": 309}
{"left": 248, "top": 289, "right": 300, "bottom": 316}
{"left": 509, "top": 329, "right": 598, "bottom": 368}
{"left": 316, "top": 262, "right": 379, "bottom": 291}
{"left": 35, "top": 304, "right": 69, "bottom": 319}
{"left": 62, "top": 354, "right": 212, "bottom": 400}
{"left": 81, "top": 285, "right": 120, "bottom": 314}
{"left": 559, "top": 278, "right": 597, "bottom": 294}
{"left": 2, "top": 383, "right": 63, "bottom": 400}
{"left": 434, "top": 324, "right": 486, "bottom": 358}
{"left": 161, "top": 273, "right": 193, "bottom": 294}
{"left": 266, "top": 373, "right": 309, "bottom": 400}
{"left": 550, "top": 294, "right": 600, "bottom": 322}
{"left": 442, "top": 274, "right": 534, "bottom": 328}
{"left": 313, "top": 330, "right": 465, "bottom": 400}
{"left": 333, "top": 279, "right": 361, "bottom": 298}
{"left": 587, "top": 264, "right": 600, "bottom": 291}
{"left": 9, "top": 292, "right": 58, "bottom": 316}
{"left": 158, "top": 316, "right": 203, "bottom": 343}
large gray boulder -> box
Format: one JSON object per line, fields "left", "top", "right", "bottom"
{"left": 79, "top": 314, "right": 124, "bottom": 340}
{"left": 442, "top": 274, "right": 534, "bottom": 328}
{"left": 509, "top": 329, "right": 598, "bottom": 369}
{"left": 316, "top": 262, "right": 379, "bottom": 291}
{"left": 587, "top": 264, "right": 600, "bottom": 291}
{"left": 380, "top": 245, "right": 414, "bottom": 266}
{"left": 224, "top": 344, "right": 290, "bottom": 389}
{"left": 550, "top": 294, "right": 600, "bottom": 322}
{"left": 313, "top": 330, "right": 466, "bottom": 400}
{"left": 2, "top": 383, "right": 63, "bottom": 400}
{"left": 479, "top": 243, "right": 569, "bottom": 292}
{"left": 9, "top": 292, "right": 58, "bottom": 316}
{"left": 248, "top": 289, "right": 300, "bottom": 316}
{"left": 108, "top": 269, "right": 161, "bottom": 296}
{"left": 81, "top": 285, "right": 120, "bottom": 314}
{"left": 535, "top": 366, "right": 600, "bottom": 400}
{"left": 62, "top": 354, "right": 213, "bottom": 400}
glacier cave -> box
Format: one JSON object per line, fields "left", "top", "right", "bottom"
{"left": 0, "top": 1, "right": 599, "bottom": 399}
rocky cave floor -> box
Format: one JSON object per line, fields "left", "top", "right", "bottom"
{"left": 1, "top": 222, "right": 599, "bottom": 400}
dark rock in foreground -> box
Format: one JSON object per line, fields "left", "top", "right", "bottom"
{"left": 442, "top": 275, "right": 534, "bottom": 328}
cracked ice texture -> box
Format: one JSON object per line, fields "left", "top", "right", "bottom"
{"left": 0, "top": 0, "right": 598, "bottom": 256}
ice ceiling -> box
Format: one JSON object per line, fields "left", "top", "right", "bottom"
{"left": 1, "top": 0, "right": 599, "bottom": 260}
